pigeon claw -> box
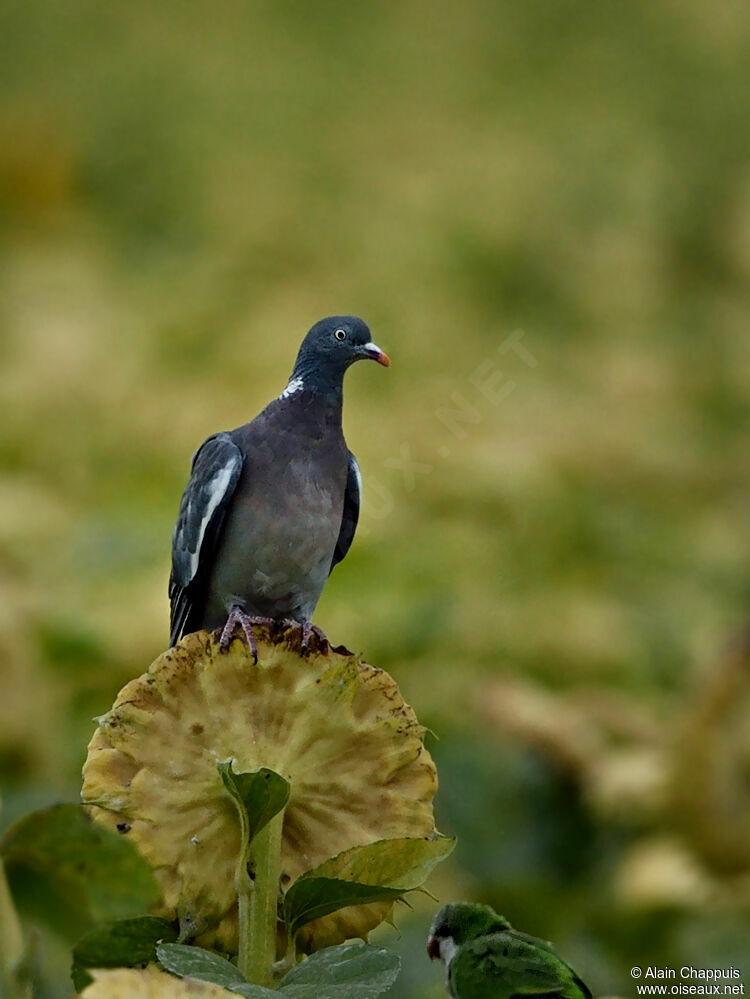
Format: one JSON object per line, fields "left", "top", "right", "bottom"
{"left": 300, "top": 620, "right": 329, "bottom": 656}
{"left": 219, "top": 607, "right": 274, "bottom": 662}
{"left": 279, "top": 618, "right": 329, "bottom": 655}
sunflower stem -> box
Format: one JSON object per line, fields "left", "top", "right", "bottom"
{"left": 238, "top": 810, "right": 284, "bottom": 986}
{"left": 272, "top": 932, "right": 297, "bottom": 981}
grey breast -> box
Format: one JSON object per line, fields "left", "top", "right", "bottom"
{"left": 200, "top": 399, "right": 348, "bottom": 625}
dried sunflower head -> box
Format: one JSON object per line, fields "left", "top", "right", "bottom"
{"left": 81, "top": 628, "right": 438, "bottom": 953}
{"left": 81, "top": 965, "right": 232, "bottom": 999}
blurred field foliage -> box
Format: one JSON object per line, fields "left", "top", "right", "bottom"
{"left": 1, "top": 1, "right": 750, "bottom": 996}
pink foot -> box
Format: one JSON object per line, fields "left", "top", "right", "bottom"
{"left": 219, "top": 607, "right": 274, "bottom": 660}
{"left": 300, "top": 620, "right": 329, "bottom": 655}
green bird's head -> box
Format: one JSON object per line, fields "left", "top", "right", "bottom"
{"left": 427, "top": 902, "right": 512, "bottom": 963}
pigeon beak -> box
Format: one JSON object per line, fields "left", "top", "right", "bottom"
{"left": 427, "top": 936, "right": 440, "bottom": 961}
{"left": 363, "top": 342, "right": 391, "bottom": 367}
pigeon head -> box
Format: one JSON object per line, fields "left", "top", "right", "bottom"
{"left": 427, "top": 902, "right": 511, "bottom": 961}
{"left": 289, "top": 315, "right": 390, "bottom": 391}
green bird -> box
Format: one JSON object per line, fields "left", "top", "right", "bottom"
{"left": 427, "top": 903, "right": 593, "bottom": 999}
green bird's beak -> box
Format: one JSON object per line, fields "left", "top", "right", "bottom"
{"left": 427, "top": 936, "right": 440, "bottom": 961}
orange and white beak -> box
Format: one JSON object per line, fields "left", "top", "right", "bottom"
{"left": 363, "top": 342, "right": 391, "bottom": 367}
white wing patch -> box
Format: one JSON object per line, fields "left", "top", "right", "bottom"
{"left": 189, "top": 463, "right": 235, "bottom": 579}
{"left": 351, "top": 454, "right": 362, "bottom": 504}
{"left": 279, "top": 375, "right": 304, "bottom": 399}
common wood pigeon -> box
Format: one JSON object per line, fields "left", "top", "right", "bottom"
{"left": 169, "top": 315, "right": 389, "bottom": 659}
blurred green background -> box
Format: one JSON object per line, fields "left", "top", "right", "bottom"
{"left": 2, "top": 1, "right": 750, "bottom": 995}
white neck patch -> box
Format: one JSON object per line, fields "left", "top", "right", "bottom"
{"left": 279, "top": 375, "right": 304, "bottom": 400}
{"left": 439, "top": 937, "right": 459, "bottom": 966}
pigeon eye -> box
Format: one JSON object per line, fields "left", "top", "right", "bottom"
{"left": 334, "top": 329, "right": 347, "bottom": 341}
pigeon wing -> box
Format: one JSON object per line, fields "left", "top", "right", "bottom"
{"left": 330, "top": 450, "right": 361, "bottom": 573}
{"left": 169, "top": 432, "right": 243, "bottom": 646}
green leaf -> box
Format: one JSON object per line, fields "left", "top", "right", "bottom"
{"left": 283, "top": 835, "right": 455, "bottom": 937}
{"left": 71, "top": 916, "right": 177, "bottom": 992}
{"left": 0, "top": 804, "right": 159, "bottom": 940}
{"left": 284, "top": 879, "right": 403, "bottom": 938}
{"left": 303, "top": 836, "right": 456, "bottom": 891}
{"left": 157, "top": 942, "right": 245, "bottom": 987}
{"left": 278, "top": 942, "right": 400, "bottom": 998}
{"left": 217, "top": 762, "right": 290, "bottom": 846}
{"left": 230, "top": 986, "right": 282, "bottom": 998}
